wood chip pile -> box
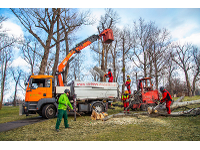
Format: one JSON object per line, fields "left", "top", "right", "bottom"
{"left": 91, "top": 110, "right": 108, "bottom": 120}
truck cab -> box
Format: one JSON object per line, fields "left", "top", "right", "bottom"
{"left": 25, "top": 75, "right": 54, "bottom": 102}
{"left": 22, "top": 75, "right": 57, "bottom": 118}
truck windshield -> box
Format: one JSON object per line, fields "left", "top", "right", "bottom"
{"left": 29, "top": 79, "right": 51, "bottom": 89}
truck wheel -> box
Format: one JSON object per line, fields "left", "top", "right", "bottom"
{"left": 42, "top": 104, "right": 56, "bottom": 119}
{"left": 92, "top": 103, "right": 105, "bottom": 113}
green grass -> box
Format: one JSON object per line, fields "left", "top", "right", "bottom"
{"left": 0, "top": 106, "right": 38, "bottom": 124}
{"left": 0, "top": 96, "right": 200, "bottom": 141}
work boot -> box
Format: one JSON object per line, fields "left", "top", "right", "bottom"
{"left": 65, "top": 126, "right": 72, "bottom": 129}
{"left": 56, "top": 129, "right": 60, "bottom": 132}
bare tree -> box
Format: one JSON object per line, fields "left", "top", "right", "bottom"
{"left": 0, "top": 47, "right": 12, "bottom": 109}
{"left": 11, "top": 8, "right": 61, "bottom": 75}
{"left": 172, "top": 43, "right": 193, "bottom": 96}
{"left": 21, "top": 37, "right": 42, "bottom": 74}
{"left": 97, "top": 8, "right": 120, "bottom": 82}
{"left": 191, "top": 46, "right": 200, "bottom": 96}
{"left": 130, "top": 18, "right": 151, "bottom": 78}
{"left": 118, "top": 26, "right": 133, "bottom": 93}
{"left": 11, "top": 67, "right": 23, "bottom": 106}
{"left": 148, "top": 25, "right": 171, "bottom": 90}
{"left": 59, "top": 8, "right": 94, "bottom": 83}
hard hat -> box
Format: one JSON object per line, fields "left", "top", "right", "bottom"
{"left": 125, "top": 90, "right": 129, "bottom": 94}
{"left": 127, "top": 75, "right": 130, "bottom": 78}
{"left": 160, "top": 86, "right": 164, "bottom": 93}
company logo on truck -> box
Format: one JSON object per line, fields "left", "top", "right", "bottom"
{"left": 76, "top": 82, "right": 117, "bottom": 87}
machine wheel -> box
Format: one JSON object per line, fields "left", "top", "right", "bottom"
{"left": 92, "top": 102, "right": 105, "bottom": 113}
{"left": 42, "top": 104, "right": 56, "bottom": 119}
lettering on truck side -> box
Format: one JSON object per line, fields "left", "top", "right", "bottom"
{"left": 76, "top": 82, "right": 117, "bottom": 87}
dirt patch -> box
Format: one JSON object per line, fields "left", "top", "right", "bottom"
{"left": 90, "top": 115, "right": 169, "bottom": 126}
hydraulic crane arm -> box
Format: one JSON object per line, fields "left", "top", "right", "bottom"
{"left": 57, "top": 28, "right": 114, "bottom": 86}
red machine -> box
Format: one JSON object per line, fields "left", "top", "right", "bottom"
{"left": 129, "top": 77, "right": 159, "bottom": 111}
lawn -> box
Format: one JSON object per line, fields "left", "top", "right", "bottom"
{"left": 0, "top": 96, "right": 200, "bottom": 141}
{"left": 0, "top": 106, "right": 39, "bottom": 124}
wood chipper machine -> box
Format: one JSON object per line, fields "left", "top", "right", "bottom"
{"left": 127, "top": 77, "right": 160, "bottom": 111}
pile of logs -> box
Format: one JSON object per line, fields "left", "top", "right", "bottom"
{"left": 91, "top": 110, "right": 108, "bottom": 120}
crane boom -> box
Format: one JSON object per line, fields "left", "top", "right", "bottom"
{"left": 57, "top": 29, "right": 114, "bottom": 86}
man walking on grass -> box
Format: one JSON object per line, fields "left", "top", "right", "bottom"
{"left": 55, "top": 89, "right": 73, "bottom": 132}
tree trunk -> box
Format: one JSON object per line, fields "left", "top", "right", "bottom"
{"left": 192, "top": 70, "right": 199, "bottom": 96}
{"left": 143, "top": 48, "right": 147, "bottom": 77}
{"left": 52, "top": 8, "right": 61, "bottom": 77}
{"left": 148, "top": 98, "right": 200, "bottom": 114}
{"left": 100, "top": 44, "right": 105, "bottom": 82}
{"left": 39, "top": 9, "right": 57, "bottom": 75}
{"left": 0, "top": 56, "right": 9, "bottom": 110}
{"left": 122, "top": 38, "right": 125, "bottom": 94}
{"left": 64, "top": 32, "right": 70, "bottom": 84}
{"left": 184, "top": 70, "right": 192, "bottom": 97}
{"left": 39, "top": 33, "right": 54, "bottom": 75}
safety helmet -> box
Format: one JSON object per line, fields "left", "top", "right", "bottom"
{"left": 125, "top": 90, "right": 129, "bottom": 94}
{"left": 160, "top": 86, "right": 164, "bottom": 93}
{"left": 108, "top": 69, "right": 111, "bottom": 72}
{"left": 127, "top": 75, "right": 130, "bottom": 78}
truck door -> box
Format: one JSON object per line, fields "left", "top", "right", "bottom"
{"left": 26, "top": 78, "right": 52, "bottom": 102}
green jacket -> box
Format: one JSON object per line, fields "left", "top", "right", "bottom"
{"left": 58, "top": 93, "right": 73, "bottom": 110}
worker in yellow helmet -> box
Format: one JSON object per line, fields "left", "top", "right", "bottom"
{"left": 121, "top": 90, "right": 130, "bottom": 113}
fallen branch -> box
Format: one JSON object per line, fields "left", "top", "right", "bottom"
{"left": 148, "top": 99, "right": 200, "bottom": 115}
{"left": 93, "top": 66, "right": 106, "bottom": 77}
{"left": 157, "top": 108, "right": 200, "bottom": 117}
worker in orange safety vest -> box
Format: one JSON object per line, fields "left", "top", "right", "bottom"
{"left": 125, "top": 75, "right": 131, "bottom": 94}
{"left": 121, "top": 90, "right": 130, "bottom": 113}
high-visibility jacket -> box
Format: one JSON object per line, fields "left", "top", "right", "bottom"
{"left": 160, "top": 89, "right": 172, "bottom": 103}
{"left": 58, "top": 93, "right": 73, "bottom": 110}
{"left": 122, "top": 94, "right": 129, "bottom": 101}
{"left": 125, "top": 79, "right": 131, "bottom": 88}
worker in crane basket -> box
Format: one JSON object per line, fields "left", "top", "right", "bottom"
{"left": 125, "top": 75, "right": 131, "bottom": 94}
{"left": 160, "top": 86, "right": 172, "bottom": 114}
{"left": 121, "top": 90, "right": 130, "bottom": 113}
{"left": 55, "top": 89, "right": 74, "bottom": 132}
{"left": 104, "top": 69, "right": 113, "bottom": 82}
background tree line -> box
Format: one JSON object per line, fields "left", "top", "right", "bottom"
{"left": 0, "top": 8, "right": 200, "bottom": 109}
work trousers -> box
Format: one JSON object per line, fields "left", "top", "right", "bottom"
{"left": 123, "top": 101, "right": 129, "bottom": 113}
{"left": 108, "top": 76, "right": 113, "bottom": 82}
{"left": 127, "top": 86, "right": 131, "bottom": 94}
{"left": 55, "top": 109, "right": 69, "bottom": 129}
{"left": 166, "top": 100, "right": 172, "bottom": 114}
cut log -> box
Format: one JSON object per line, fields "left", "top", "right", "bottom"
{"left": 148, "top": 99, "right": 200, "bottom": 114}
{"left": 93, "top": 66, "right": 106, "bottom": 77}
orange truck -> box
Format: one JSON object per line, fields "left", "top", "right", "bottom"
{"left": 20, "top": 29, "right": 115, "bottom": 119}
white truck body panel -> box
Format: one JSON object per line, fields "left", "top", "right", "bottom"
{"left": 69, "top": 80, "right": 118, "bottom": 100}
{"left": 56, "top": 86, "right": 70, "bottom": 94}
